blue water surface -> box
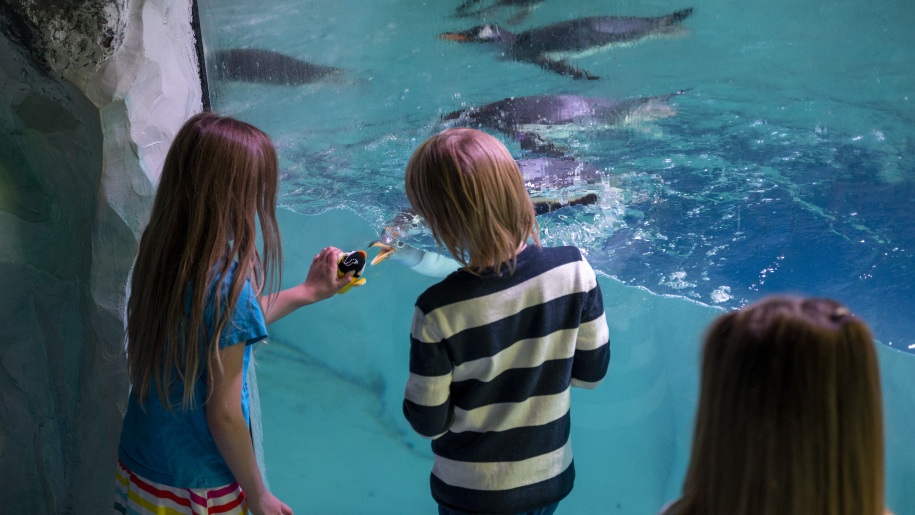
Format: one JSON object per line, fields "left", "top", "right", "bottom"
{"left": 200, "top": 0, "right": 915, "bottom": 349}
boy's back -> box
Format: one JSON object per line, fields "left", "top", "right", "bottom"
{"left": 404, "top": 245, "right": 610, "bottom": 513}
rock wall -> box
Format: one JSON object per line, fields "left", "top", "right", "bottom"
{"left": 0, "top": 0, "right": 201, "bottom": 511}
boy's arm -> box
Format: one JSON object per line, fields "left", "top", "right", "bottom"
{"left": 403, "top": 307, "right": 453, "bottom": 438}
{"left": 571, "top": 283, "right": 610, "bottom": 389}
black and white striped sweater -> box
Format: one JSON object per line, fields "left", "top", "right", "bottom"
{"left": 404, "top": 245, "right": 610, "bottom": 513}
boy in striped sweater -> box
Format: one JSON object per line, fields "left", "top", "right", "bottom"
{"left": 402, "top": 128, "right": 610, "bottom": 515}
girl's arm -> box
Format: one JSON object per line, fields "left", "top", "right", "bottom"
{"left": 260, "top": 246, "right": 354, "bottom": 325}
{"left": 207, "top": 342, "right": 292, "bottom": 515}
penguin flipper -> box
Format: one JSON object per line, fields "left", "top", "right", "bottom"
{"left": 663, "top": 8, "right": 694, "bottom": 26}
{"left": 505, "top": 5, "right": 536, "bottom": 25}
{"left": 529, "top": 55, "right": 598, "bottom": 80}
{"left": 455, "top": 0, "right": 484, "bottom": 17}
{"left": 516, "top": 131, "right": 568, "bottom": 157}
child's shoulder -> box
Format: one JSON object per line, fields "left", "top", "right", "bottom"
{"left": 526, "top": 245, "right": 596, "bottom": 283}
{"left": 528, "top": 244, "right": 585, "bottom": 264}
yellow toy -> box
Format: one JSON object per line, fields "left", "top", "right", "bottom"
{"left": 337, "top": 249, "right": 367, "bottom": 294}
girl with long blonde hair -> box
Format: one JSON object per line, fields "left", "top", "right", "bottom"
{"left": 115, "top": 112, "right": 354, "bottom": 515}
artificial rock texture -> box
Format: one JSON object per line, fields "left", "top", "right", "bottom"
{"left": 0, "top": 0, "right": 201, "bottom": 511}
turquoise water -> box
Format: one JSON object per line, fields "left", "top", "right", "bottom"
{"left": 197, "top": 0, "right": 915, "bottom": 512}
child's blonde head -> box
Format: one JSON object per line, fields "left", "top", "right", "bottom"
{"left": 405, "top": 128, "right": 539, "bottom": 274}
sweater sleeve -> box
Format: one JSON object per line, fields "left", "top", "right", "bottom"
{"left": 403, "top": 305, "right": 454, "bottom": 439}
{"left": 571, "top": 267, "right": 610, "bottom": 389}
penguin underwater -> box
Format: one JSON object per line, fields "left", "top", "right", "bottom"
{"left": 440, "top": 8, "right": 693, "bottom": 79}
{"left": 443, "top": 90, "right": 689, "bottom": 155}
{"left": 369, "top": 157, "right": 607, "bottom": 273}
{"left": 212, "top": 48, "right": 343, "bottom": 86}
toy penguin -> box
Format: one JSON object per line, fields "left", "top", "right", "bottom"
{"left": 337, "top": 249, "right": 367, "bottom": 294}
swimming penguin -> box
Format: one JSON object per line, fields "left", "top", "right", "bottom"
{"left": 369, "top": 157, "right": 607, "bottom": 273}
{"left": 443, "top": 90, "right": 688, "bottom": 155}
{"left": 440, "top": 8, "right": 693, "bottom": 79}
{"left": 212, "top": 48, "right": 343, "bottom": 85}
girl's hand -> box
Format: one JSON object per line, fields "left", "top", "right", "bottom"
{"left": 245, "top": 491, "right": 293, "bottom": 515}
{"left": 302, "top": 246, "right": 354, "bottom": 302}
{"left": 260, "top": 246, "right": 355, "bottom": 324}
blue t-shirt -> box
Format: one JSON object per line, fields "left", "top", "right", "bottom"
{"left": 118, "top": 264, "right": 268, "bottom": 488}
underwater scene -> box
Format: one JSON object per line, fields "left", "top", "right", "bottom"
{"left": 196, "top": 0, "right": 915, "bottom": 512}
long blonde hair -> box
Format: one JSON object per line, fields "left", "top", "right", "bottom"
{"left": 674, "top": 295, "right": 885, "bottom": 515}
{"left": 126, "top": 112, "right": 282, "bottom": 410}
{"left": 404, "top": 128, "right": 539, "bottom": 275}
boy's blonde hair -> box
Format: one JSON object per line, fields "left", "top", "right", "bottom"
{"left": 405, "top": 128, "right": 539, "bottom": 274}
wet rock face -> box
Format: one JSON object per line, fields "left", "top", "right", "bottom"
{"left": 1, "top": 0, "right": 200, "bottom": 512}
{"left": 0, "top": 32, "right": 110, "bottom": 513}
{"left": 1, "top": 0, "right": 126, "bottom": 74}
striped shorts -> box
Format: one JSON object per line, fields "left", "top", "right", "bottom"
{"left": 114, "top": 460, "right": 247, "bottom": 514}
